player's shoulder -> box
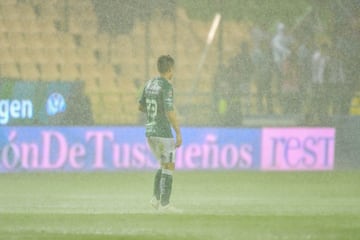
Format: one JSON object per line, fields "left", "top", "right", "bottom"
{"left": 145, "top": 77, "right": 157, "bottom": 85}
{"left": 160, "top": 77, "right": 173, "bottom": 88}
{"left": 144, "top": 79, "right": 152, "bottom": 88}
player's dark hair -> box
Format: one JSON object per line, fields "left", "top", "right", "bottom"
{"left": 157, "top": 55, "right": 174, "bottom": 74}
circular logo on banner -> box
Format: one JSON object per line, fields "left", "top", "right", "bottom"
{"left": 46, "top": 93, "right": 66, "bottom": 116}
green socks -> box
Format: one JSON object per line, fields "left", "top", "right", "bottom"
{"left": 160, "top": 169, "right": 173, "bottom": 206}
{"left": 153, "top": 169, "right": 162, "bottom": 200}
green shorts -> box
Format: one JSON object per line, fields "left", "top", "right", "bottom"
{"left": 147, "top": 136, "right": 175, "bottom": 164}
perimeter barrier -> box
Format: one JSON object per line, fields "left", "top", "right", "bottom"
{"left": 0, "top": 126, "right": 337, "bottom": 172}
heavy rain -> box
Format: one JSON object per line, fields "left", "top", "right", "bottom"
{"left": 0, "top": 1, "right": 359, "bottom": 240}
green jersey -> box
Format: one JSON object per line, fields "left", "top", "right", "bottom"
{"left": 139, "top": 77, "right": 174, "bottom": 138}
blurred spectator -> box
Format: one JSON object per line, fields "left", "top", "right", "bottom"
{"left": 282, "top": 52, "right": 300, "bottom": 114}
{"left": 334, "top": 17, "right": 360, "bottom": 115}
{"left": 326, "top": 48, "right": 347, "bottom": 115}
{"left": 251, "top": 40, "right": 274, "bottom": 114}
{"left": 64, "top": 81, "right": 94, "bottom": 125}
{"left": 251, "top": 25, "right": 269, "bottom": 49}
{"left": 271, "top": 22, "right": 292, "bottom": 109}
{"left": 228, "top": 42, "right": 253, "bottom": 116}
{"left": 134, "top": 78, "right": 146, "bottom": 124}
{"left": 271, "top": 23, "right": 291, "bottom": 74}
{"left": 307, "top": 43, "right": 330, "bottom": 124}
{"left": 296, "top": 38, "right": 313, "bottom": 112}
{"left": 212, "top": 64, "right": 231, "bottom": 126}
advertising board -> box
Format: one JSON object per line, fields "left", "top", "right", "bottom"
{"left": 261, "top": 128, "right": 335, "bottom": 171}
{"left": 0, "top": 127, "right": 335, "bottom": 172}
{"left": 0, "top": 80, "right": 92, "bottom": 126}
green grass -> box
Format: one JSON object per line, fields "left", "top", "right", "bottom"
{"left": 1, "top": 171, "right": 360, "bottom": 240}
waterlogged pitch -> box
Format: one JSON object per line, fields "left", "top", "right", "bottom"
{"left": 1, "top": 171, "right": 359, "bottom": 240}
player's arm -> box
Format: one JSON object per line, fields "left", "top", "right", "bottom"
{"left": 164, "top": 84, "right": 182, "bottom": 147}
{"left": 138, "top": 104, "right": 146, "bottom": 113}
{"left": 138, "top": 88, "right": 146, "bottom": 113}
{"left": 166, "top": 110, "right": 182, "bottom": 148}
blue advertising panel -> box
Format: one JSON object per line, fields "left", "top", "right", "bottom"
{"left": 0, "top": 79, "right": 92, "bottom": 126}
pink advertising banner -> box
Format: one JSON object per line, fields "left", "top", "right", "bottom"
{"left": 261, "top": 128, "right": 335, "bottom": 171}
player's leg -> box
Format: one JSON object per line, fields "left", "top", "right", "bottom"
{"left": 159, "top": 160, "right": 182, "bottom": 213}
{"left": 147, "top": 137, "right": 162, "bottom": 209}
{"left": 148, "top": 137, "right": 181, "bottom": 212}
{"left": 158, "top": 138, "right": 177, "bottom": 208}
{"left": 160, "top": 162, "right": 174, "bottom": 207}
{"left": 153, "top": 168, "right": 162, "bottom": 200}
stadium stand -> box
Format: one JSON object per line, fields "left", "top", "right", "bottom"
{"left": 0, "top": 0, "right": 252, "bottom": 125}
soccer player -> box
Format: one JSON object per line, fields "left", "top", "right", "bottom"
{"left": 138, "top": 55, "right": 182, "bottom": 212}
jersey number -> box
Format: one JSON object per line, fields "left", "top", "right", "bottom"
{"left": 146, "top": 99, "right": 157, "bottom": 121}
